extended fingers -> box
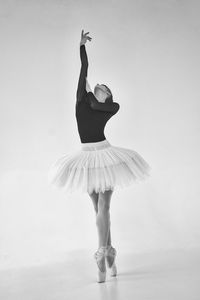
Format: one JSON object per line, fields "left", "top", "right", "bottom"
{"left": 81, "top": 29, "right": 89, "bottom": 36}
{"left": 82, "top": 30, "right": 92, "bottom": 37}
{"left": 85, "top": 34, "right": 92, "bottom": 40}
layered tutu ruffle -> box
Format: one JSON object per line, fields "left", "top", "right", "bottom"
{"left": 47, "top": 139, "right": 151, "bottom": 194}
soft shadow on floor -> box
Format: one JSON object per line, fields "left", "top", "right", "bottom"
{"left": 0, "top": 248, "right": 200, "bottom": 300}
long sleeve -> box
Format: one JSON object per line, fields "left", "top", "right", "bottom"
{"left": 87, "top": 92, "right": 120, "bottom": 114}
{"left": 76, "top": 45, "right": 88, "bottom": 106}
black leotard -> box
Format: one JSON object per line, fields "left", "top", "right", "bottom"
{"left": 76, "top": 45, "right": 120, "bottom": 143}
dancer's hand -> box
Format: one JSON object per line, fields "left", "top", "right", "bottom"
{"left": 80, "top": 29, "right": 92, "bottom": 46}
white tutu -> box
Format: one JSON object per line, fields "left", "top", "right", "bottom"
{"left": 47, "top": 139, "right": 151, "bottom": 194}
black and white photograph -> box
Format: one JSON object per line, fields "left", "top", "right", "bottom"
{"left": 0, "top": 0, "right": 200, "bottom": 299}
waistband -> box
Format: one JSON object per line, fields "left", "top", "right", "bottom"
{"left": 81, "top": 139, "right": 111, "bottom": 151}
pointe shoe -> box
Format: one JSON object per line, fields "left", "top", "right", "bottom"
{"left": 105, "top": 245, "right": 117, "bottom": 276}
{"left": 94, "top": 246, "right": 107, "bottom": 283}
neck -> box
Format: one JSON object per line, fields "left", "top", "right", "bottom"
{"left": 95, "top": 94, "right": 105, "bottom": 103}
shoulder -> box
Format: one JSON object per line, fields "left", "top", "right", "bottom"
{"left": 113, "top": 102, "right": 120, "bottom": 108}
{"left": 112, "top": 102, "right": 120, "bottom": 113}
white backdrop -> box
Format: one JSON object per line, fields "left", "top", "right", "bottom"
{"left": 0, "top": 0, "right": 200, "bottom": 270}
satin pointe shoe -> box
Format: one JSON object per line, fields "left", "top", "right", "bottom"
{"left": 94, "top": 246, "right": 107, "bottom": 283}
{"left": 105, "top": 245, "right": 117, "bottom": 276}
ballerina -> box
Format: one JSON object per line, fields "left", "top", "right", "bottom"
{"left": 48, "top": 29, "right": 151, "bottom": 283}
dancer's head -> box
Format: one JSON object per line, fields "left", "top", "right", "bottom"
{"left": 94, "top": 84, "right": 113, "bottom": 103}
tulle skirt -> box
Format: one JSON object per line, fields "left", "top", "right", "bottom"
{"left": 47, "top": 139, "right": 151, "bottom": 194}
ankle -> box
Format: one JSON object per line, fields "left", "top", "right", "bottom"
{"left": 98, "top": 246, "right": 107, "bottom": 252}
{"left": 106, "top": 244, "right": 112, "bottom": 250}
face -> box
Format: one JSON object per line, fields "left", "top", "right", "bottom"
{"left": 94, "top": 84, "right": 110, "bottom": 103}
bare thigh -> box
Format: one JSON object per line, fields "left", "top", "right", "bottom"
{"left": 88, "top": 189, "right": 114, "bottom": 213}
{"left": 98, "top": 190, "right": 113, "bottom": 210}
{"left": 88, "top": 190, "right": 99, "bottom": 213}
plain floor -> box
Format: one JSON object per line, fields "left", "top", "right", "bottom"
{"left": 0, "top": 247, "right": 200, "bottom": 300}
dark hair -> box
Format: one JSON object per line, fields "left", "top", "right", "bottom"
{"left": 102, "top": 84, "right": 113, "bottom": 103}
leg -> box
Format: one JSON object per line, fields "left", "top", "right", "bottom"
{"left": 89, "top": 189, "right": 115, "bottom": 280}
{"left": 88, "top": 190, "right": 98, "bottom": 214}
{"left": 96, "top": 190, "right": 113, "bottom": 248}
{"left": 88, "top": 190, "right": 112, "bottom": 247}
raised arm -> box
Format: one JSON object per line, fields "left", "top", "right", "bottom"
{"left": 76, "top": 45, "right": 88, "bottom": 104}
{"left": 87, "top": 92, "right": 120, "bottom": 114}
{"left": 76, "top": 30, "right": 92, "bottom": 106}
